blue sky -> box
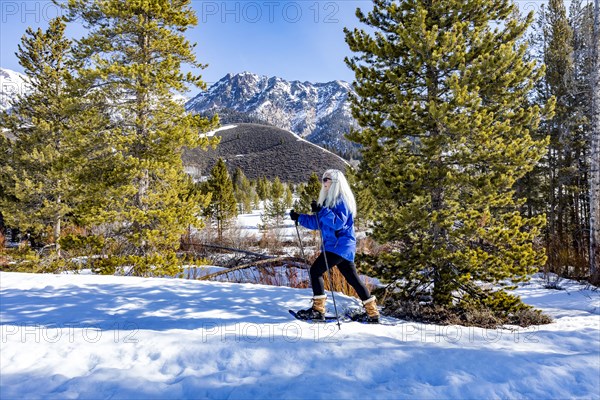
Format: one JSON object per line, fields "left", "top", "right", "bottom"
{"left": 1, "top": 0, "right": 548, "bottom": 95}
{"left": 0, "top": 0, "right": 368, "bottom": 91}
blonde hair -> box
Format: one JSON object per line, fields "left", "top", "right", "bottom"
{"left": 317, "top": 169, "right": 357, "bottom": 216}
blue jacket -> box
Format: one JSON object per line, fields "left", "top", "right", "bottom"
{"left": 298, "top": 200, "right": 356, "bottom": 262}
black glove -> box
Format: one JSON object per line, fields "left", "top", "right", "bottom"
{"left": 290, "top": 209, "right": 300, "bottom": 222}
{"left": 311, "top": 200, "right": 322, "bottom": 213}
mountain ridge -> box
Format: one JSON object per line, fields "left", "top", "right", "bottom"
{"left": 1, "top": 67, "right": 361, "bottom": 161}
{"left": 185, "top": 72, "right": 359, "bottom": 155}
{"left": 182, "top": 123, "right": 350, "bottom": 184}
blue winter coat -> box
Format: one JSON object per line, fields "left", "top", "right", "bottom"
{"left": 298, "top": 200, "right": 356, "bottom": 262}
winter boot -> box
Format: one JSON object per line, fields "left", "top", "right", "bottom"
{"left": 296, "top": 295, "right": 327, "bottom": 321}
{"left": 352, "top": 296, "right": 380, "bottom": 324}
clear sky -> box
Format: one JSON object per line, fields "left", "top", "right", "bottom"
{"left": 1, "top": 0, "right": 549, "bottom": 95}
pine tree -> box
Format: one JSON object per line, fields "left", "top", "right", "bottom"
{"left": 262, "top": 177, "right": 286, "bottom": 228}
{"left": 345, "top": 0, "right": 554, "bottom": 310}
{"left": 62, "top": 0, "right": 218, "bottom": 273}
{"left": 204, "top": 159, "right": 237, "bottom": 241}
{"left": 519, "top": 6, "right": 554, "bottom": 223}
{"left": 232, "top": 167, "right": 245, "bottom": 189}
{"left": 271, "top": 177, "right": 284, "bottom": 202}
{"left": 0, "top": 136, "right": 14, "bottom": 245}
{"left": 283, "top": 183, "right": 294, "bottom": 209}
{"left": 232, "top": 167, "right": 253, "bottom": 213}
{"left": 251, "top": 186, "right": 261, "bottom": 210}
{"left": 527, "top": 0, "right": 597, "bottom": 278}
{"left": 294, "top": 172, "right": 321, "bottom": 213}
{"left": 256, "top": 176, "right": 271, "bottom": 201}
{"left": 590, "top": 0, "right": 600, "bottom": 279}
{"left": 540, "top": 0, "right": 584, "bottom": 274}
{"left": 347, "top": 167, "right": 376, "bottom": 230}
{"left": 0, "top": 18, "right": 91, "bottom": 257}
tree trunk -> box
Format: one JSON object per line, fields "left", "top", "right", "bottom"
{"left": 590, "top": 0, "right": 600, "bottom": 279}
{"left": 54, "top": 196, "right": 61, "bottom": 258}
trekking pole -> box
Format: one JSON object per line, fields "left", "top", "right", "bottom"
{"left": 315, "top": 214, "right": 342, "bottom": 330}
{"left": 294, "top": 221, "right": 306, "bottom": 263}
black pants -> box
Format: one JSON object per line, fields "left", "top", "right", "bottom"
{"left": 310, "top": 251, "right": 371, "bottom": 301}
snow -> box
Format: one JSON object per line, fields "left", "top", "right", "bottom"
{"left": 294, "top": 133, "right": 351, "bottom": 166}
{"left": 1, "top": 204, "right": 599, "bottom": 398}
{"left": 201, "top": 124, "right": 237, "bottom": 138}
{"left": 1, "top": 271, "right": 599, "bottom": 399}
{"left": 185, "top": 72, "right": 355, "bottom": 141}
{"left": 0, "top": 68, "right": 29, "bottom": 111}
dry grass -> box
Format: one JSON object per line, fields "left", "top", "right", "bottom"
{"left": 258, "top": 229, "right": 289, "bottom": 255}
{"left": 381, "top": 298, "right": 553, "bottom": 328}
{"left": 323, "top": 266, "right": 376, "bottom": 299}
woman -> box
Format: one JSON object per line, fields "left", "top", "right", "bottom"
{"left": 290, "top": 169, "right": 379, "bottom": 323}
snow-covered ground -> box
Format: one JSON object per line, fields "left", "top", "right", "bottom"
{"left": 1, "top": 271, "right": 599, "bottom": 399}
{"left": 1, "top": 208, "right": 599, "bottom": 398}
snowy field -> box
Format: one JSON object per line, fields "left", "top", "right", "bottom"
{"left": 1, "top": 271, "right": 599, "bottom": 399}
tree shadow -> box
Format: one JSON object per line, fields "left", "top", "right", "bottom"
{"left": 0, "top": 277, "right": 310, "bottom": 331}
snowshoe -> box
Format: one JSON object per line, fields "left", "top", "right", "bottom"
{"left": 348, "top": 311, "right": 379, "bottom": 324}
{"left": 296, "top": 308, "right": 325, "bottom": 321}
{"left": 294, "top": 307, "right": 326, "bottom": 322}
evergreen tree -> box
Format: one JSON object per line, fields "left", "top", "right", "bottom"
{"left": 293, "top": 183, "right": 306, "bottom": 212}
{"left": 262, "top": 177, "right": 286, "bottom": 228}
{"left": 590, "top": 0, "right": 600, "bottom": 279}
{"left": 232, "top": 167, "right": 245, "bottom": 188}
{"left": 256, "top": 176, "right": 271, "bottom": 201}
{"left": 283, "top": 183, "right": 294, "bottom": 209}
{"left": 0, "top": 136, "right": 14, "bottom": 240}
{"left": 232, "top": 167, "right": 253, "bottom": 213}
{"left": 204, "top": 159, "right": 237, "bottom": 241}
{"left": 0, "top": 18, "right": 90, "bottom": 257}
{"left": 251, "top": 184, "right": 261, "bottom": 210}
{"left": 543, "top": 0, "right": 589, "bottom": 275}
{"left": 347, "top": 167, "right": 376, "bottom": 230}
{"left": 526, "top": 0, "right": 596, "bottom": 277}
{"left": 345, "top": 0, "right": 554, "bottom": 310}
{"left": 62, "top": 0, "right": 218, "bottom": 273}
{"left": 294, "top": 172, "right": 321, "bottom": 213}
{"left": 271, "top": 177, "right": 284, "bottom": 201}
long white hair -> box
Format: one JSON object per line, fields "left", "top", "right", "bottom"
{"left": 317, "top": 169, "right": 357, "bottom": 216}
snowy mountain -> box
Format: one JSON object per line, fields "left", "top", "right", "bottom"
{"left": 1, "top": 68, "right": 358, "bottom": 155}
{"left": 186, "top": 72, "right": 360, "bottom": 155}
{"left": 0, "top": 67, "right": 190, "bottom": 111}
{"left": 0, "top": 68, "right": 29, "bottom": 111}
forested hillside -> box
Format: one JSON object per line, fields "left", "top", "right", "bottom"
{"left": 182, "top": 123, "right": 349, "bottom": 183}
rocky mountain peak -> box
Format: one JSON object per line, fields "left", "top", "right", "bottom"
{"left": 186, "top": 72, "right": 359, "bottom": 156}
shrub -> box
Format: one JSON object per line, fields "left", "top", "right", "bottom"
{"left": 92, "top": 251, "right": 183, "bottom": 277}
{"left": 380, "top": 292, "right": 552, "bottom": 328}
